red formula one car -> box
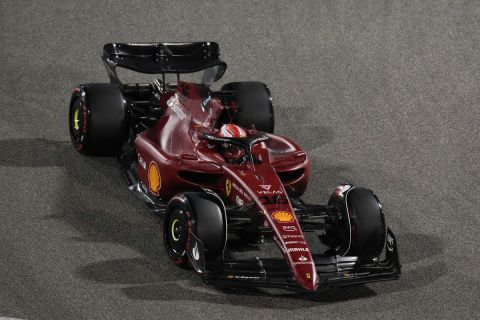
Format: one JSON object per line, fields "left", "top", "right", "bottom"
{"left": 68, "top": 42, "right": 400, "bottom": 292}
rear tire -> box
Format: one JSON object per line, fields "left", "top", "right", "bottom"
{"left": 221, "top": 82, "right": 274, "bottom": 133}
{"left": 328, "top": 186, "right": 386, "bottom": 260}
{"left": 163, "top": 192, "right": 226, "bottom": 267}
{"left": 69, "top": 83, "right": 128, "bottom": 156}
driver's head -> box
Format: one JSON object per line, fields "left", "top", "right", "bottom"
{"left": 218, "top": 124, "right": 247, "bottom": 138}
{"left": 217, "top": 124, "right": 247, "bottom": 164}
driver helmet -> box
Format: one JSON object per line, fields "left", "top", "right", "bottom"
{"left": 217, "top": 124, "right": 247, "bottom": 163}
{"left": 218, "top": 124, "right": 247, "bottom": 138}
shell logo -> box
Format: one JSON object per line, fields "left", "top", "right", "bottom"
{"left": 148, "top": 161, "right": 161, "bottom": 195}
{"left": 272, "top": 211, "right": 294, "bottom": 223}
{"left": 225, "top": 179, "right": 232, "bottom": 196}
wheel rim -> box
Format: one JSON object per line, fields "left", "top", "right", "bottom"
{"left": 326, "top": 201, "right": 352, "bottom": 256}
{"left": 166, "top": 209, "right": 189, "bottom": 256}
{"left": 73, "top": 108, "right": 80, "bottom": 130}
{"left": 332, "top": 210, "right": 351, "bottom": 255}
{"left": 171, "top": 219, "right": 181, "bottom": 241}
{"left": 70, "top": 97, "right": 83, "bottom": 141}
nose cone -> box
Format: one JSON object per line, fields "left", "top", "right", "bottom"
{"left": 284, "top": 245, "right": 319, "bottom": 291}
{"left": 294, "top": 263, "right": 319, "bottom": 291}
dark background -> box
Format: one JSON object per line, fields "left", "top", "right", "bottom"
{"left": 1, "top": 1, "right": 479, "bottom": 319}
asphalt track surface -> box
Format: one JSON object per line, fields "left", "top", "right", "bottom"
{"left": 1, "top": 1, "right": 479, "bottom": 319}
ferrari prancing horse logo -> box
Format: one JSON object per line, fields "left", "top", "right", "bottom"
{"left": 225, "top": 179, "right": 232, "bottom": 196}
{"left": 148, "top": 161, "right": 161, "bottom": 196}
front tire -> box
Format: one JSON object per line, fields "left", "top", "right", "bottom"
{"left": 163, "top": 192, "right": 227, "bottom": 267}
{"left": 328, "top": 185, "right": 386, "bottom": 261}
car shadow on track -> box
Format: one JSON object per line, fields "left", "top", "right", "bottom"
{"left": 0, "top": 138, "right": 447, "bottom": 308}
{"left": 75, "top": 232, "right": 444, "bottom": 308}
{"left": 0, "top": 138, "right": 129, "bottom": 202}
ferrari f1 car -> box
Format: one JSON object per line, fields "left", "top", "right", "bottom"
{"left": 68, "top": 42, "right": 400, "bottom": 292}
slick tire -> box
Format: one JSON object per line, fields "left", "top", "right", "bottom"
{"left": 69, "top": 83, "right": 128, "bottom": 156}
{"left": 163, "top": 192, "right": 227, "bottom": 267}
{"left": 221, "top": 81, "right": 274, "bottom": 133}
{"left": 328, "top": 186, "right": 386, "bottom": 261}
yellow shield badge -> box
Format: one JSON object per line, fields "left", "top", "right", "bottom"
{"left": 225, "top": 179, "right": 232, "bottom": 196}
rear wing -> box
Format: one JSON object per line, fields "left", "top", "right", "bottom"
{"left": 102, "top": 42, "right": 227, "bottom": 84}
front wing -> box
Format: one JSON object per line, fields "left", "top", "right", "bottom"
{"left": 187, "top": 228, "right": 401, "bottom": 292}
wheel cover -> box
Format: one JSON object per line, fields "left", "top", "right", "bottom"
{"left": 70, "top": 97, "right": 83, "bottom": 142}
{"left": 166, "top": 209, "right": 189, "bottom": 256}
{"left": 73, "top": 108, "right": 80, "bottom": 130}
{"left": 171, "top": 219, "right": 181, "bottom": 241}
